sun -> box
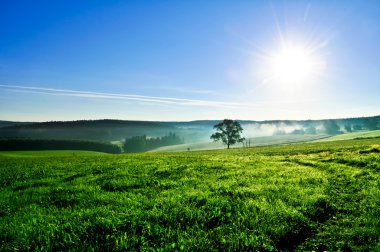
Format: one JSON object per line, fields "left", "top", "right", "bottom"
{"left": 269, "top": 44, "right": 324, "bottom": 84}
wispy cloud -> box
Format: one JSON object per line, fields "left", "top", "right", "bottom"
{"left": 157, "top": 85, "right": 215, "bottom": 95}
{"left": 0, "top": 84, "right": 248, "bottom": 108}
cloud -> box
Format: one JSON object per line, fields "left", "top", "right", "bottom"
{"left": 0, "top": 84, "right": 248, "bottom": 109}
{"left": 158, "top": 85, "right": 214, "bottom": 95}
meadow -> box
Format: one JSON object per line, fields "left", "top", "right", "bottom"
{"left": 314, "top": 130, "right": 380, "bottom": 142}
{"left": 152, "top": 134, "right": 328, "bottom": 152}
{"left": 0, "top": 139, "right": 379, "bottom": 251}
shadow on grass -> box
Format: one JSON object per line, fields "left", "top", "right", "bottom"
{"left": 62, "top": 173, "right": 86, "bottom": 182}
{"left": 45, "top": 188, "right": 80, "bottom": 208}
{"left": 13, "top": 181, "right": 51, "bottom": 191}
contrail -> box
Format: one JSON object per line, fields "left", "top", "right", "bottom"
{"left": 0, "top": 84, "right": 249, "bottom": 108}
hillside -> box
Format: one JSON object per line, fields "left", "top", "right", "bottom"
{"left": 0, "top": 138, "right": 379, "bottom": 251}
{"left": 0, "top": 139, "right": 121, "bottom": 154}
{"left": 0, "top": 121, "right": 33, "bottom": 128}
{"left": 151, "top": 134, "right": 329, "bottom": 152}
{"left": 0, "top": 116, "right": 378, "bottom": 143}
{"left": 0, "top": 119, "right": 213, "bottom": 142}
{"left": 314, "top": 130, "right": 380, "bottom": 142}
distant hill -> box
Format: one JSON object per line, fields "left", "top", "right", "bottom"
{"left": 0, "top": 116, "right": 379, "bottom": 143}
{"left": 0, "top": 120, "right": 33, "bottom": 128}
{"left": 0, "top": 139, "right": 121, "bottom": 153}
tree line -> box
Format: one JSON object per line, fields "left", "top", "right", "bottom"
{"left": 124, "top": 133, "right": 183, "bottom": 152}
{"left": 0, "top": 139, "right": 122, "bottom": 154}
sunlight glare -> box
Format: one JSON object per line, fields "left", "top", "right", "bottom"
{"left": 270, "top": 44, "right": 324, "bottom": 84}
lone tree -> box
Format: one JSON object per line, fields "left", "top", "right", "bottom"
{"left": 210, "top": 119, "right": 245, "bottom": 149}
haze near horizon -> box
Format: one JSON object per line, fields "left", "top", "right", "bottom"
{"left": 1, "top": 0, "right": 380, "bottom": 121}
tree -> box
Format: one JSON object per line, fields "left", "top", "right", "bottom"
{"left": 363, "top": 118, "right": 378, "bottom": 130}
{"left": 323, "top": 120, "right": 341, "bottom": 135}
{"left": 344, "top": 124, "right": 352, "bottom": 132}
{"left": 305, "top": 126, "right": 317, "bottom": 135}
{"left": 210, "top": 119, "right": 245, "bottom": 149}
{"left": 124, "top": 133, "right": 183, "bottom": 153}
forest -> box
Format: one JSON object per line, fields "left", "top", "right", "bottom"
{"left": 124, "top": 133, "right": 183, "bottom": 152}
{"left": 0, "top": 139, "right": 121, "bottom": 154}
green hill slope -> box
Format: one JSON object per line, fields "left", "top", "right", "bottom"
{"left": 1, "top": 138, "right": 379, "bottom": 251}
{"left": 151, "top": 134, "right": 328, "bottom": 152}
{"left": 315, "top": 130, "right": 380, "bottom": 142}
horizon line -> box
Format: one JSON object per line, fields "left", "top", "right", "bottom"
{"left": 1, "top": 115, "right": 379, "bottom": 124}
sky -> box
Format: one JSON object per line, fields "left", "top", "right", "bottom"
{"left": 1, "top": 0, "right": 380, "bottom": 122}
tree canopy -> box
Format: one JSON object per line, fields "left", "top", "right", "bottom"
{"left": 210, "top": 119, "right": 245, "bottom": 149}
{"left": 124, "top": 133, "right": 183, "bottom": 153}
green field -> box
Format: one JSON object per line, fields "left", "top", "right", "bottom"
{"left": 315, "top": 130, "right": 380, "bottom": 142}
{"left": 0, "top": 139, "right": 379, "bottom": 251}
{"left": 152, "top": 134, "right": 328, "bottom": 152}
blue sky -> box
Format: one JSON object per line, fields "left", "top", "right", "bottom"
{"left": 1, "top": 0, "right": 379, "bottom": 121}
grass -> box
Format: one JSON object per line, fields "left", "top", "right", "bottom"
{"left": 315, "top": 130, "right": 380, "bottom": 142}
{"left": 0, "top": 150, "right": 107, "bottom": 158}
{"left": 152, "top": 134, "right": 328, "bottom": 152}
{"left": 0, "top": 138, "right": 379, "bottom": 251}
